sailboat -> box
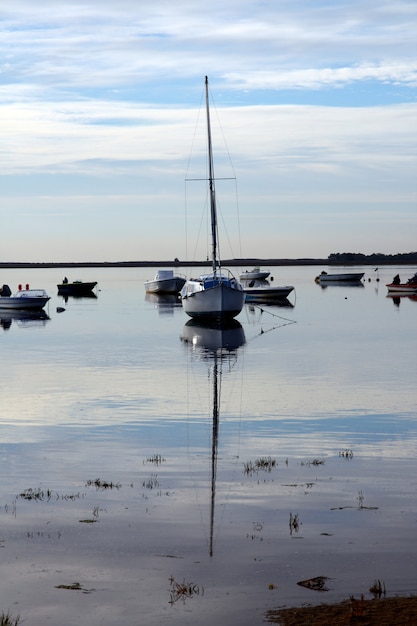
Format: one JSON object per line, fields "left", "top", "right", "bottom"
{"left": 181, "top": 76, "right": 244, "bottom": 322}
{"left": 181, "top": 319, "right": 246, "bottom": 556}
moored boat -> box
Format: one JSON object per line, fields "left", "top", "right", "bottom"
{"left": 243, "top": 279, "right": 294, "bottom": 303}
{"left": 239, "top": 266, "right": 270, "bottom": 281}
{"left": 57, "top": 279, "right": 97, "bottom": 296}
{"left": 316, "top": 271, "right": 364, "bottom": 283}
{"left": 144, "top": 270, "right": 186, "bottom": 294}
{"left": 0, "top": 284, "right": 50, "bottom": 310}
{"left": 386, "top": 272, "right": 417, "bottom": 293}
{"left": 181, "top": 76, "right": 244, "bottom": 322}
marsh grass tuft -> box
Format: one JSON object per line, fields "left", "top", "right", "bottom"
{"left": 369, "top": 579, "right": 386, "bottom": 598}
{"left": 244, "top": 457, "right": 276, "bottom": 476}
{"left": 86, "top": 479, "right": 121, "bottom": 490}
{"left": 357, "top": 490, "right": 378, "bottom": 510}
{"left": 145, "top": 454, "right": 165, "bottom": 465}
{"left": 19, "top": 487, "right": 52, "bottom": 501}
{"left": 143, "top": 474, "right": 159, "bottom": 489}
{"left": 289, "top": 512, "right": 301, "bottom": 535}
{"left": 0, "top": 612, "right": 21, "bottom": 626}
{"left": 339, "top": 449, "right": 354, "bottom": 459}
{"left": 301, "top": 458, "right": 325, "bottom": 467}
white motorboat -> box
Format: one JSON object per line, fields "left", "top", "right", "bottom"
{"left": 243, "top": 279, "right": 294, "bottom": 303}
{"left": 0, "top": 284, "right": 50, "bottom": 310}
{"left": 144, "top": 270, "right": 186, "bottom": 294}
{"left": 239, "top": 266, "right": 270, "bottom": 281}
{"left": 181, "top": 77, "right": 244, "bottom": 321}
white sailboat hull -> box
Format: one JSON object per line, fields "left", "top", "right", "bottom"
{"left": 182, "top": 280, "right": 244, "bottom": 321}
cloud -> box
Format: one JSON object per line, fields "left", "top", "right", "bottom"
{"left": 0, "top": 1, "right": 416, "bottom": 261}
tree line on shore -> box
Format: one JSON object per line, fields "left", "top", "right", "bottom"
{"left": 0, "top": 251, "right": 416, "bottom": 269}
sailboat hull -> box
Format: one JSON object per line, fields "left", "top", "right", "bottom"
{"left": 182, "top": 281, "right": 244, "bottom": 321}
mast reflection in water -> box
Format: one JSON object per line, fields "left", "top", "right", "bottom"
{"left": 180, "top": 319, "right": 246, "bottom": 556}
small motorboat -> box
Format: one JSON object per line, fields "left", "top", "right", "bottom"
{"left": 315, "top": 271, "right": 364, "bottom": 284}
{"left": 386, "top": 272, "right": 417, "bottom": 293}
{"left": 0, "top": 284, "right": 50, "bottom": 310}
{"left": 57, "top": 279, "right": 98, "bottom": 296}
{"left": 144, "top": 270, "right": 186, "bottom": 294}
{"left": 240, "top": 266, "right": 270, "bottom": 281}
{"left": 243, "top": 279, "right": 294, "bottom": 303}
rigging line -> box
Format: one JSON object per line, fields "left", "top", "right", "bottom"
{"left": 184, "top": 83, "right": 206, "bottom": 264}
{"left": 205, "top": 77, "right": 241, "bottom": 265}
{"left": 234, "top": 178, "right": 243, "bottom": 260}
{"left": 184, "top": 180, "right": 188, "bottom": 263}
{"left": 206, "top": 86, "right": 242, "bottom": 261}
{"left": 249, "top": 303, "right": 297, "bottom": 325}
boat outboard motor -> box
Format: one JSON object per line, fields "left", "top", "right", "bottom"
{"left": 0, "top": 284, "right": 12, "bottom": 297}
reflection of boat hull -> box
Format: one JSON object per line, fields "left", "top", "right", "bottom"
{"left": 181, "top": 319, "right": 246, "bottom": 354}
{"left": 316, "top": 272, "right": 364, "bottom": 283}
{"left": 145, "top": 293, "right": 181, "bottom": 306}
{"left": 144, "top": 271, "right": 186, "bottom": 294}
{"left": 145, "top": 292, "right": 181, "bottom": 315}
{"left": 247, "top": 297, "right": 294, "bottom": 309}
{"left": 319, "top": 281, "right": 364, "bottom": 289}
{"left": 57, "top": 281, "right": 97, "bottom": 296}
{"left": 181, "top": 316, "right": 245, "bottom": 557}
{"left": 0, "top": 310, "right": 50, "bottom": 330}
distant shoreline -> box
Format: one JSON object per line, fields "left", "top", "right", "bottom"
{"left": 0, "top": 257, "right": 416, "bottom": 269}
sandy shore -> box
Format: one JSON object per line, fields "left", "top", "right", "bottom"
{"left": 265, "top": 595, "right": 417, "bottom": 625}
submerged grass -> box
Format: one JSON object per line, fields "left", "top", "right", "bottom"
{"left": 85, "top": 478, "right": 121, "bottom": 490}
{"left": 0, "top": 612, "right": 21, "bottom": 626}
{"left": 145, "top": 454, "right": 165, "bottom": 465}
{"left": 243, "top": 456, "right": 277, "bottom": 476}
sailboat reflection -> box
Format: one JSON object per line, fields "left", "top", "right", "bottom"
{"left": 180, "top": 319, "right": 246, "bottom": 556}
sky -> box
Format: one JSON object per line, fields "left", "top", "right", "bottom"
{"left": 1, "top": 0, "right": 416, "bottom": 263}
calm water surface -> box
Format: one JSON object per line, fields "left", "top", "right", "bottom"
{"left": 1, "top": 265, "right": 416, "bottom": 625}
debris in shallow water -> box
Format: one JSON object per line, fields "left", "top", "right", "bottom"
{"left": 289, "top": 512, "right": 301, "bottom": 535}
{"left": 168, "top": 577, "right": 203, "bottom": 604}
{"left": 55, "top": 582, "right": 82, "bottom": 590}
{"left": 297, "top": 576, "right": 330, "bottom": 591}
{"left": 55, "top": 581, "right": 94, "bottom": 594}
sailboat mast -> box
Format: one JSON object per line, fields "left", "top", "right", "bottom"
{"left": 205, "top": 76, "right": 218, "bottom": 275}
